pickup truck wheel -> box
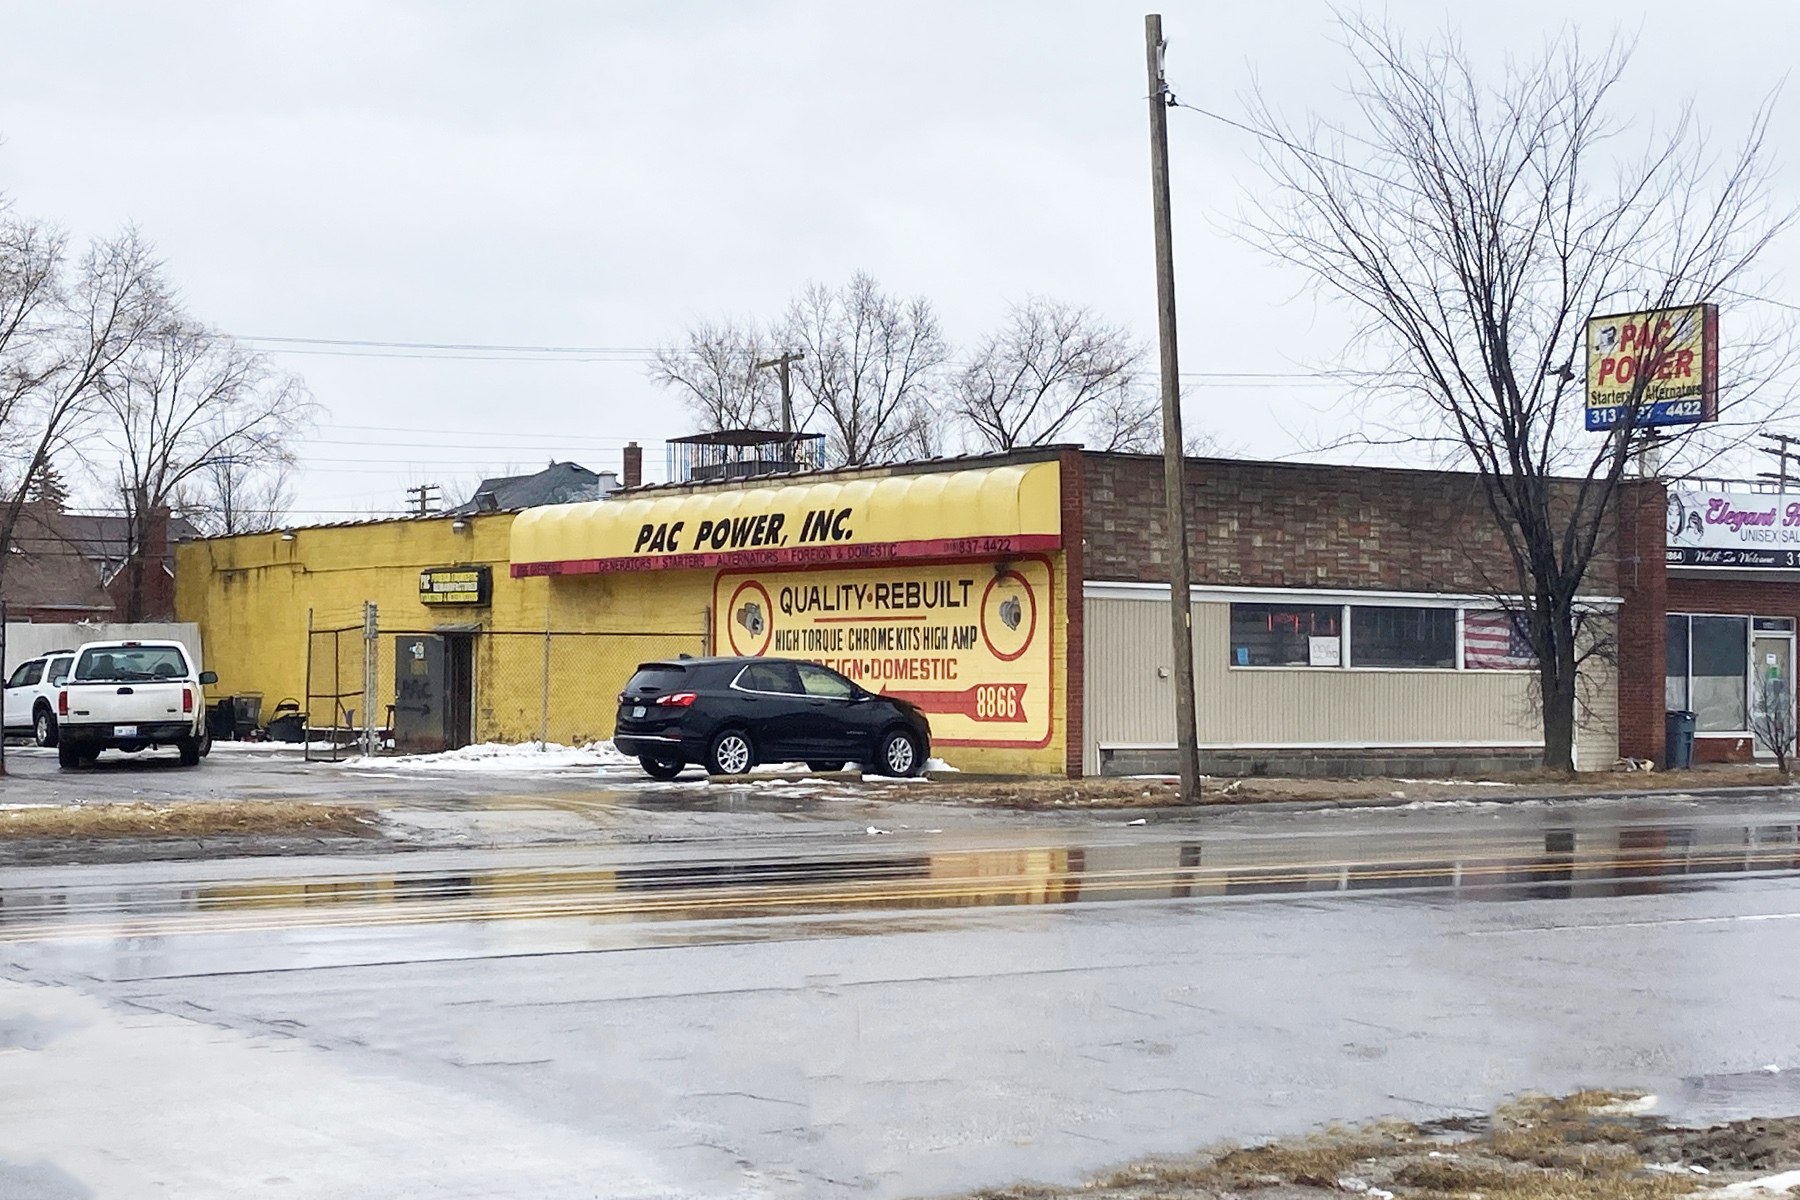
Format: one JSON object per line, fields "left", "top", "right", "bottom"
{"left": 177, "top": 736, "right": 202, "bottom": 767}
{"left": 57, "top": 742, "right": 83, "bottom": 769}
{"left": 33, "top": 707, "right": 58, "bottom": 748}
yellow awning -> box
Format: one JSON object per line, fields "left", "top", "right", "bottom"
{"left": 510, "top": 460, "right": 1062, "bottom": 575}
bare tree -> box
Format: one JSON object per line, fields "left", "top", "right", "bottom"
{"left": 1087, "top": 389, "right": 1162, "bottom": 452}
{"left": 95, "top": 318, "right": 314, "bottom": 617}
{"left": 0, "top": 220, "right": 168, "bottom": 592}
{"left": 649, "top": 318, "right": 781, "bottom": 432}
{"left": 1750, "top": 667, "right": 1794, "bottom": 776}
{"left": 955, "top": 298, "right": 1139, "bottom": 451}
{"left": 1239, "top": 17, "right": 1792, "bottom": 770}
{"left": 181, "top": 446, "right": 298, "bottom": 536}
{"left": 781, "top": 273, "right": 950, "bottom": 465}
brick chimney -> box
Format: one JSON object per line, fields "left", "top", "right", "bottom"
{"left": 622, "top": 441, "right": 642, "bottom": 489}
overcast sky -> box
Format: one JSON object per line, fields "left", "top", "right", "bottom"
{"left": 1, "top": 2, "right": 1795, "bottom": 518}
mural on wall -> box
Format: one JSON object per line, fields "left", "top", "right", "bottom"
{"left": 712, "top": 557, "right": 1054, "bottom": 749}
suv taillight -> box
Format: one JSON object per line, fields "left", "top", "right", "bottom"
{"left": 183, "top": 687, "right": 194, "bottom": 713}
{"left": 58, "top": 690, "right": 68, "bottom": 716}
{"left": 654, "top": 692, "right": 698, "bottom": 707}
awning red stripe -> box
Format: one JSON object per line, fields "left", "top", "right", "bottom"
{"left": 510, "top": 533, "right": 1062, "bottom": 577}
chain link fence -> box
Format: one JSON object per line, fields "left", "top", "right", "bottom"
{"left": 303, "top": 622, "right": 705, "bottom": 761}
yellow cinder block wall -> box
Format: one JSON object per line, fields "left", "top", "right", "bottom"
{"left": 176, "top": 517, "right": 1067, "bottom": 772}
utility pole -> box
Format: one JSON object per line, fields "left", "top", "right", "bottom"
{"left": 1145, "top": 13, "right": 1201, "bottom": 802}
{"left": 405, "top": 484, "right": 441, "bottom": 518}
{"left": 1758, "top": 433, "right": 1800, "bottom": 493}
{"left": 756, "top": 351, "right": 805, "bottom": 465}
{"left": 361, "top": 601, "right": 379, "bottom": 758}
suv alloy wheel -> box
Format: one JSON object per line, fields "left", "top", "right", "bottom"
{"left": 707, "top": 729, "right": 754, "bottom": 776}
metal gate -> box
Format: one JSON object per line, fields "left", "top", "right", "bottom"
{"left": 304, "top": 619, "right": 705, "bottom": 761}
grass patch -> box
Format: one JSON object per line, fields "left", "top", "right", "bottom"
{"left": 0, "top": 801, "right": 374, "bottom": 840}
{"left": 958, "top": 1092, "right": 1771, "bottom": 1200}
{"left": 880, "top": 762, "right": 1800, "bottom": 810}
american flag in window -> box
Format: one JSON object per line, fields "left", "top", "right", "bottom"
{"left": 1463, "top": 610, "right": 1536, "bottom": 669}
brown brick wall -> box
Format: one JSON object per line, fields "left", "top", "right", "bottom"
{"left": 1614, "top": 480, "right": 1668, "bottom": 762}
{"left": 1080, "top": 453, "right": 1625, "bottom": 595}
{"left": 1059, "top": 448, "right": 1085, "bottom": 778}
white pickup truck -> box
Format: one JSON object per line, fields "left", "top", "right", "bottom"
{"left": 54, "top": 640, "right": 218, "bottom": 769}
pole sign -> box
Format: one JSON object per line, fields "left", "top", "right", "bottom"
{"left": 1585, "top": 303, "right": 1718, "bottom": 430}
{"left": 418, "top": 565, "right": 492, "bottom": 606}
{"left": 1667, "top": 489, "right": 1800, "bottom": 569}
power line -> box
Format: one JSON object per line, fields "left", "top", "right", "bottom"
{"left": 246, "top": 332, "right": 1339, "bottom": 379}
{"left": 1170, "top": 97, "right": 1800, "bottom": 318}
{"left": 243, "top": 335, "right": 658, "bottom": 354}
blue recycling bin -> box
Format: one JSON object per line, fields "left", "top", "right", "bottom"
{"left": 1664, "top": 710, "right": 1696, "bottom": 771}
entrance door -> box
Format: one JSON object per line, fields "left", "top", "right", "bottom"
{"left": 445, "top": 634, "right": 474, "bottom": 750}
{"left": 1750, "top": 634, "right": 1794, "bottom": 760}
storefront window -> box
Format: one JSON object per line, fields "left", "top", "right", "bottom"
{"left": 1690, "top": 615, "right": 1747, "bottom": 732}
{"left": 1350, "top": 605, "right": 1455, "bottom": 669}
{"left": 1463, "top": 610, "right": 1536, "bottom": 670}
{"left": 1229, "top": 603, "right": 1342, "bottom": 666}
{"left": 1665, "top": 615, "right": 1690, "bottom": 711}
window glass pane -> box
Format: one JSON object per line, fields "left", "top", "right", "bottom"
{"left": 1351, "top": 606, "right": 1455, "bottom": 668}
{"left": 74, "top": 645, "right": 188, "bottom": 681}
{"left": 48, "top": 657, "right": 72, "bottom": 684}
{"left": 625, "top": 666, "right": 687, "bottom": 694}
{"left": 5, "top": 662, "right": 33, "bottom": 688}
{"left": 1464, "top": 611, "right": 1537, "bottom": 669}
{"left": 1665, "top": 615, "right": 1690, "bottom": 711}
{"left": 736, "top": 661, "right": 802, "bottom": 694}
{"left": 1228, "top": 604, "right": 1341, "bottom": 666}
{"left": 1691, "top": 616, "right": 1746, "bottom": 732}
{"left": 797, "top": 663, "right": 856, "bottom": 699}
{"left": 20, "top": 662, "right": 43, "bottom": 686}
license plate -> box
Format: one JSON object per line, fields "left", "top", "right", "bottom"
{"left": 631, "top": 706, "right": 646, "bottom": 718}
{"left": 113, "top": 725, "right": 137, "bottom": 737}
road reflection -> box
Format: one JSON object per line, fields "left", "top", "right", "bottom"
{"left": 4, "top": 816, "right": 1800, "bottom": 941}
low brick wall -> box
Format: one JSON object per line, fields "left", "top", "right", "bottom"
{"left": 1099, "top": 745, "right": 1545, "bottom": 779}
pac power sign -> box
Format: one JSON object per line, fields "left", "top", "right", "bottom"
{"left": 712, "top": 558, "right": 1054, "bottom": 749}
{"left": 1585, "top": 303, "right": 1718, "bottom": 430}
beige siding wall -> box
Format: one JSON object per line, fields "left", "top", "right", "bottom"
{"left": 1083, "top": 593, "right": 1617, "bottom": 772}
{"left": 1575, "top": 617, "right": 1620, "bottom": 771}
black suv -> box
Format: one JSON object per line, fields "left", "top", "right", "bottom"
{"left": 614, "top": 657, "right": 932, "bottom": 779}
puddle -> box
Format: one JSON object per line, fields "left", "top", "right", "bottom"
{"left": 3, "top": 816, "right": 1799, "bottom": 942}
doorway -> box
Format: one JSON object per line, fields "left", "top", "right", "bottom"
{"left": 1750, "top": 631, "right": 1795, "bottom": 761}
{"left": 445, "top": 634, "right": 474, "bottom": 750}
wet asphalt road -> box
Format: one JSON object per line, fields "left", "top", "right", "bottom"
{"left": 3, "top": 767, "right": 1800, "bottom": 1198}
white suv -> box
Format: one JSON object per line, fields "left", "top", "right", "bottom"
{"left": 3, "top": 649, "right": 77, "bottom": 746}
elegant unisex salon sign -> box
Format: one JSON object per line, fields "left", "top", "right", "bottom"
{"left": 1667, "top": 489, "right": 1800, "bottom": 569}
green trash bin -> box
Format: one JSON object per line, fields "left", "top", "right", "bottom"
{"left": 1664, "top": 710, "right": 1696, "bottom": 770}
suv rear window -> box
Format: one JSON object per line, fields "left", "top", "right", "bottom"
{"left": 74, "top": 645, "right": 190, "bottom": 681}
{"left": 624, "top": 665, "right": 688, "bottom": 695}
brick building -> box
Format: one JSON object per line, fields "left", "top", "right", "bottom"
{"left": 1076, "top": 452, "right": 1636, "bottom": 776}
{"left": 185, "top": 443, "right": 1700, "bottom": 777}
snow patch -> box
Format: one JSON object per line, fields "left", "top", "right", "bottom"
{"left": 924, "top": 758, "right": 959, "bottom": 773}
{"left": 1722, "top": 1169, "right": 1800, "bottom": 1194}
{"left": 340, "top": 740, "right": 635, "bottom": 773}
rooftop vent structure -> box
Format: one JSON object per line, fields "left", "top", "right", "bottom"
{"left": 666, "top": 430, "right": 824, "bottom": 483}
